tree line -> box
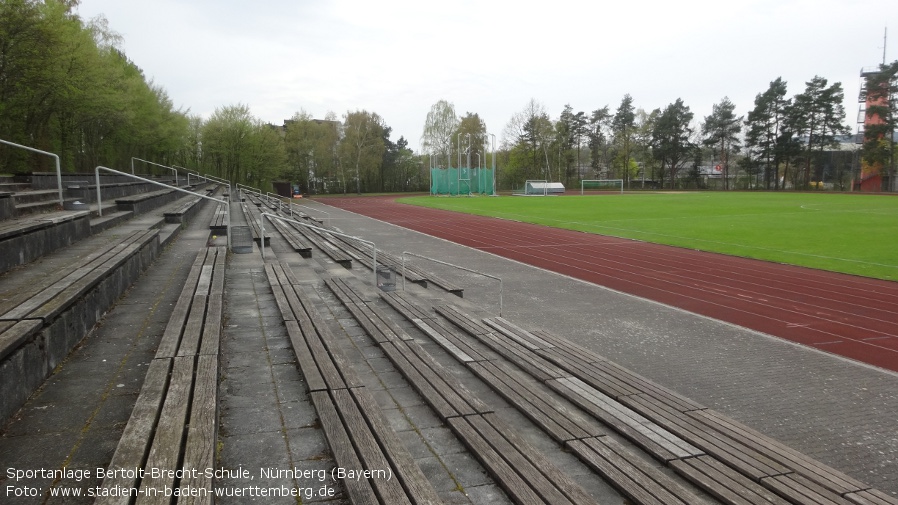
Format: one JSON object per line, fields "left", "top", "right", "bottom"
{"left": 468, "top": 70, "right": 893, "bottom": 191}
{"left": 0, "top": 1, "right": 419, "bottom": 194}
{"left": 3, "top": 1, "right": 895, "bottom": 194}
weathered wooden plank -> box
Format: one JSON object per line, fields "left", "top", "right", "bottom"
{"left": 538, "top": 348, "right": 642, "bottom": 398}
{"left": 95, "top": 359, "right": 172, "bottom": 504}
{"left": 137, "top": 356, "right": 195, "bottom": 505}
{"left": 155, "top": 250, "right": 209, "bottom": 358}
{"left": 621, "top": 394, "right": 789, "bottom": 480}
{"left": 0, "top": 319, "right": 42, "bottom": 361}
{"left": 529, "top": 329, "right": 607, "bottom": 361}
{"left": 690, "top": 409, "right": 867, "bottom": 495}
{"left": 379, "top": 342, "right": 457, "bottom": 419}
{"left": 310, "top": 391, "right": 379, "bottom": 505}
{"left": 394, "top": 340, "right": 486, "bottom": 416}
{"left": 433, "top": 305, "right": 492, "bottom": 337}
{"left": 447, "top": 416, "right": 542, "bottom": 505}
{"left": 331, "top": 389, "right": 413, "bottom": 505}
{"left": 552, "top": 377, "right": 703, "bottom": 462}
{"left": 476, "top": 330, "right": 567, "bottom": 382}
{"left": 199, "top": 294, "right": 223, "bottom": 356}
{"left": 483, "top": 317, "right": 555, "bottom": 350}
{"left": 176, "top": 294, "right": 207, "bottom": 357}
{"left": 291, "top": 283, "right": 363, "bottom": 389}
{"left": 0, "top": 230, "right": 140, "bottom": 317}
{"left": 379, "top": 291, "right": 432, "bottom": 322}
{"left": 844, "top": 489, "right": 898, "bottom": 505}
{"left": 405, "top": 340, "right": 490, "bottom": 412}
{"left": 211, "top": 246, "right": 226, "bottom": 295}
{"left": 465, "top": 414, "right": 577, "bottom": 505}
{"left": 414, "top": 318, "right": 476, "bottom": 363}
{"left": 350, "top": 388, "right": 443, "bottom": 504}
{"left": 469, "top": 361, "right": 601, "bottom": 442}
{"left": 568, "top": 436, "right": 695, "bottom": 505}
{"left": 670, "top": 455, "right": 790, "bottom": 505}
{"left": 285, "top": 320, "right": 327, "bottom": 392}
{"left": 760, "top": 473, "right": 854, "bottom": 505}
{"left": 479, "top": 413, "right": 600, "bottom": 505}
{"left": 180, "top": 355, "right": 219, "bottom": 504}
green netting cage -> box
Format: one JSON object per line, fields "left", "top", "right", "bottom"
{"left": 430, "top": 167, "right": 494, "bottom": 196}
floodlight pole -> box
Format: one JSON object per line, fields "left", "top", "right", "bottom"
{"left": 489, "top": 133, "right": 497, "bottom": 195}
{"left": 0, "top": 138, "right": 63, "bottom": 207}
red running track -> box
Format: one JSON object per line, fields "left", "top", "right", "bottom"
{"left": 320, "top": 195, "right": 898, "bottom": 373}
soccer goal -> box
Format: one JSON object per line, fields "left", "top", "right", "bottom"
{"left": 581, "top": 179, "right": 624, "bottom": 195}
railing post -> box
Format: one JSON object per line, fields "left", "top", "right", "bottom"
{"left": 401, "top": 251, "right": 502, "bottom": 316}
{"left": 0, "top": 138, "right": 64, "bottom": 207}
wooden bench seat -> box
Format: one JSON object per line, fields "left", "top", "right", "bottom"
{"left": 326, "top": 278, "right": 490, "bottom": 420}
{"left": 486, "top": 317, "right": 706, "bottom": 413}
{"left": 688, "top": 409, "right": 872, "bottom": 496}
{"left": 273, "top": 215, "right": 353, "bottom": 268}
{"left": 209, "top": 202, "right": 228, "bottom": 232}
{"left": 323, "top": 277, "right": 603, "bottom": 504}
{"left": 435, "top": 305, "right": 888, "bottom": 505}
{"left": 240, "top": 202, "right": 270, "bottom": 246}
{"left": 844, "top": 489, "right": 898, "bottom": 505}
{"left": 0, "top": 229, "right": 160, "bottom": 421}
{"left": 267, "top": 213, "right": 312, "bottom": 257}
{"left": 568, "top": 436, "right": 706, "bottom": 505}
{"left": 97, "top": 247, "right": 226, "bottom": 504}
{"left": 383, "top": 296, "right": 715, "bottom": 505}
{"left": 450, "top": 413, "right": 600, "bottom": 505}
{"left": 264, "top": 262, "right": 441, "bottom": 504}
{"left": 670, "top": 455, "right": 791, "bottom": 505}
{"left": 335, "top": 235, "right": 464, "bottom": 296}
{"left": 381, "top": 292, "right": 496, "bottom": 363}
{"left": 163, "top": 196, "right": 202, "bottom": 224}
{"left": 468, "top": 359, "right": 605, "bottom": 442}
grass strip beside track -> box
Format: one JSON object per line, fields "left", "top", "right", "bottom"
{"left": 400, "top": 192, "right": 898, "bottom": 281}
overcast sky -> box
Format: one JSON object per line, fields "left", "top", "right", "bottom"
{"left": 76, "top": 0, "right": 895, "bottom": 152}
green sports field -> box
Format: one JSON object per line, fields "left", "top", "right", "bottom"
{"left": 401, "top": 192, "right": 898, "bottom": 281}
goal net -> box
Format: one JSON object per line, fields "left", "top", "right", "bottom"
{"left": 581, "top": 179, "right": 623, "bottom": 194}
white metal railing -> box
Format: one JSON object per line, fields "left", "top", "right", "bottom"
{"left": 178, "top": 167, "right": 232, "bottom": 203}
{"left": 131, "top": 157, "right": 179, "bottom": 187}
{"left": 260, "top": 212, "right": 377, "bottom": 287}
{"left": 236, "top": 183, "right": 262, "bottom": 197}
{"left": 0, "top": 138, "right": 63, "bottom": 206}
{"left": 95, "top": 166, "right": 231, "bottom": 249}
{"left": 401, "top": 251, "right": 502, "bottom": 316}
{"left": 266, "top": 193, "right": 332, "bottom": 227}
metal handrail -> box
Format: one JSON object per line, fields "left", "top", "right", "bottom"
{"left": 131, "top": 157, "right": 178, "bottom": 187}
{"left": 0, "top": 138, "right": 63, "bottom": 206}
{"left": 265, "top": 194, "right": 331, "bottom": 228}
{"left": 95, "top": 166, "right": 231, "bottom": 250}
{"left": 236, "top": 183, "right": 261, "bottom": 196}
{"left": 178, "top": 168, "right": 232, "bottom": 203}
{"left": 401, "top": 251, "right": 502, "bottom": 316}
{"left": 260, "top": 212, "right": 376, "bottom": 287}
{"left": 292, "top": 203, "right": 330, "bottom": 227}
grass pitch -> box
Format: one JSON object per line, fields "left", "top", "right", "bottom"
{"left": 401, "top": 192, "right": 898, "bottom": 281}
